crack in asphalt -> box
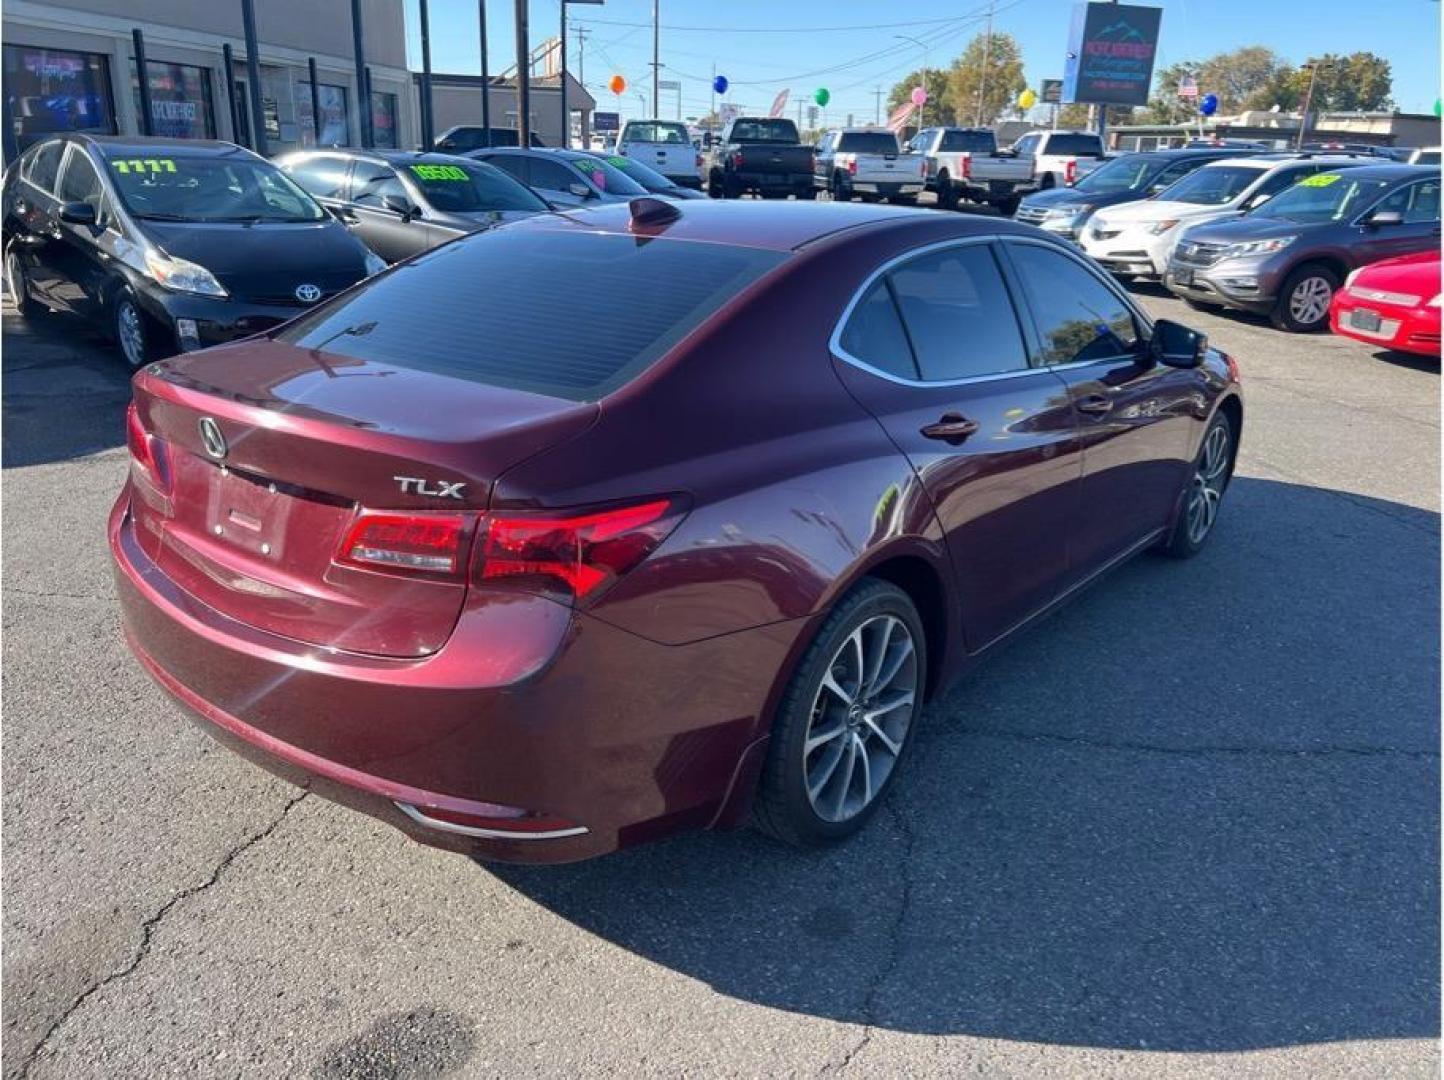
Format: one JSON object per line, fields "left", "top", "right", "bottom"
{"left": 824, "top": 798, "right": 917, "bottom": 1076}
{"left": 16, "top": 791, "right": 309, "bottom": 1079}
{"left": 959, "top": 726, "right": 1440, "bottom": 761}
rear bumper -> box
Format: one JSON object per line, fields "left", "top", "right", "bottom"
{"left": 110, "top": 489, "right": 799, "bottom": 863}
{"left": 732, "top": 171, "right": 812, "bottom": 193}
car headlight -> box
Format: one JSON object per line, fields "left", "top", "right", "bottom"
{"left": 143, "top": 249, "right": 228, "bottom": 297}
{"left": 1146, "top": 218, "right": 1180, "bottom": 235}
{"left": 1429, "top": 294, "right": 1441, "bottom": 308}
{"left": 363, "top": 249, "right": 387, "bottom": 276}
{"left": 1223, "top": 235, "right": 1296, "bottom": 259}
{"left": 1045, "top": 204, "right": 1091, "bottom": 220}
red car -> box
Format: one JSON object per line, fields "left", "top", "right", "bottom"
{"left": 111, "top": 199, "right": 1243, "bottom": 863}
{"left": 1330, "top": 250, "right": 1441, "bottom": 357}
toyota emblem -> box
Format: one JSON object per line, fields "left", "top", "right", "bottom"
{"left": 294, "top": 283, "right": 322, "bottom": 303}
{"left": 198, "top": 416, "right": 227, "bottom": 460}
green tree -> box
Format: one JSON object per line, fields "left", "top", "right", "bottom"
{"left": 1053, "top": 102, "right": 1135, "bottom": 130}
{"left": 1146, "top": 47, "right": 1290, "bottom": 121}
{"left": 886, "top": 68, "right": 956, "bottom": 128}
{"left": 946, "top": 32, "right": 1027, "bottom": 126}
{"left": 1283, "top": 52, "right": 1394, "bottom": 112}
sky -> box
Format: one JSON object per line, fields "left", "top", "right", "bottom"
{"left": 402, "top": 0, "right": 1442, "bottom": 125}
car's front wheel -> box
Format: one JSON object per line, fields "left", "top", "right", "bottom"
{"left": 113, "top": 290, "right": 160, "bottom": 369}
{"left": 1271, "top": 262, "right": 1339, "bottom": 332}
{"left": 753, "top": 578, "right": 926, "bottom": 846}
{"left": 1160, "top": 409, "right": 1234, "bottom": 558}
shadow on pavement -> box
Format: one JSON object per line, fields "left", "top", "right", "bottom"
{"left": 2, "top": 307, "right": 131, "bottom": 468}
{"left": 493, "top": 476, "right": 1440, "bottom": 1052}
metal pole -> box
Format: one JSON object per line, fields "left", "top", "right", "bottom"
{"left": 1296, "top": 63, "right": 1321, "bottom": 151}
{"left": 480, "top": 0, "right": 491, "bottom": 146}
{"left": 895, "top": 36, "right": 927, "bottom": 128}
{"left": 874, "top": 86, "right": 881, "bottom": 126}
{"left": 575, "top": 25, "right": 586, "bottom": 146}
{"left": 133, "top": 29, "right": 154, "bottom": 136}
{"left": 2, "top": 94, "right": 18, "bottom": 167}
{"left": 975, "top": 0, "right": 994, "bottom": 126}
{"left": 306, "top": 56, "right": 323, "bottom": 145}
{"left": 349, "top": 0, "right": 370, "bottom": 147}
{"left": 710, "top": 62, "right": 715, "bottom": 127}
{"left": 651, "top": 0, "right": 659, "bottom": 116}
{"left": 515, "top": 0, "right": 531, "bottom": 146}
{"left": 222, "top": 43, "right": 243, "bottom": 145}
{"left": 240, "top": 0, "right": 268, "bottom": 155}
{"left": 560, "top": 3, "right": 568, "bottom": 147}
{"left": 365, "top": 66, "right": 375, "bottom": 145}
{"left": 419, "top": 0, "right": 434, "bottom": 149}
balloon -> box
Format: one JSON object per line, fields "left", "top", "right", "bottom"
{"left": 814, "top": 87, "right": 830, "bottom": 107}
{"left": 713, "top": 75, "right": 729, "bottom": 95}
{"left": 1435, "top": 98, "right": 1442, "bottom": 118}
{"left": 910, "top": 86, "right": 928, "bottom": 107}
{"left": 1018, "top": 88, "right": 1038, "bottom": 109}
{"left": 608, "top": 74, "right": 626, "bottom": 96}
{"left": 1200, "top": 93, "right": 1219, "bottom": 117}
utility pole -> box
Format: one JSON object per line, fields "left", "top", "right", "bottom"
{"left": 1296, "top": 60, "right": 1325, "bottom": 150}
{"left": 575, "top": 26, "right": 587, "bottom": 90}
{"left": 243, "top": 0, "right": 268, "bottom": 154}
{"left": 710, "top": 61, "right": 716, "bottom": 127}
{"left": 874, "top": 86, "right": 882, "bottom": 126}
{"left": 975, "top": 0, "right": 994, "bottom": 126}
{"left": 514, "top": 0, "right": 530, "bottom": 146}
{"left": 479, "top": 0, "right": 490, "bottom": 146}
{"left": 419, "top": 0, "right": 434, "bottom": 149}
{"left": 894, "top": 35, "right": 928, "bottom": 128}
{"left": 651, "top": 0, "right": 660, "bottom": 117}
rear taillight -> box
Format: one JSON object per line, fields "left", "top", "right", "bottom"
{"left": 126, "top": 403, "right": 171, "bottom": 492}
{"left": 338, "top": 512, "right": 469, "bottom": 577}
{"left": 847, "top": 158, "right": 857, "bottom": 176}
{"left": 731, "top": 150, "right": 744, "bottom": 169}
{"left": 1065, "top": 159, "right": 1077, "bottom": 184}
{"left": 475, "top": 497, "right": 685, "bottom": 605}
{"left": 960, "top": 155, "right": 971, "bottom": 180}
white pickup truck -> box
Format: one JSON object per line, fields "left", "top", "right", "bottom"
{"left": 617, "top": 119, "right": 703, "bottom": 189}
{"left": 813, "top": 128, "right": 924, "bottom": 203}
{"left": 1010, "top": 130, "right": 1108, "bottom": 190}
{"left": 903, "top": 126, "right": 1034, "bottom": 212}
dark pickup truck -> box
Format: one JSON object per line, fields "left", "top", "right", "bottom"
{"left": 705, "top": 117, "right": 816, "bottom": 199}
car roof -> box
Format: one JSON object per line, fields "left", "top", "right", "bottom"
{"left": 509, "top": 198, "right": 1034, "bottom": 253}
{"left": 1204, "top": 153, "right": 1366, "bottom": 169}
{"left": 78, "top": 135, "right": 253, "bottom": 158}
{"left": 1317, "top": 163, "right": 1443, "bottom": 181}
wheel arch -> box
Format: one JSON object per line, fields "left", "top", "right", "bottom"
{"left": 1215, "top": 392, "right": 1243, "bottom": 480}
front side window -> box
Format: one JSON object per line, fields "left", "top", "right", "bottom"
{"left": 131, "top": 60, "right": 215, "bottom": 139}
{"left": 1371, "top": 179, "right": 1441, "bottom": 223}
{"left": 2, "top": 45, "right": 115, "bottom": 147}
{"left": 1006, "top": 244, "right": 1140, "bottom": 366}
{"left": 299, "top": 81, "right": 349, "bottom": 146}
{"left": 350, "top": 161, "right": 407, "bottom": 208}
{"left": 56, "top": 146, "right": 104, "bottom": 215}
{"left": 104, "top": 153, "right": 326, "bottom": 222}
{"left": 284, "top": 154, "right": 350, "bottom": 199}
{"left": 1074, "top": 154, "right": 1153, "bottom": 194}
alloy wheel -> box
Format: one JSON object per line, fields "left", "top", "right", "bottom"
{"left": 802, "top": 614, "right": 919, "bottom": 823}
{"left": 117, "top": 299, "right": 146, "bottom": 369}
{"left": 1288, "top": 275, "right": 1333, "bottom": 326}
{"left": 1186, "top": 421, "right": 1231, "bottom": 545}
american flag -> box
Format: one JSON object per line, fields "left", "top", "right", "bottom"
{"left": 1178, "top": 74, "right": 1199, "bottom": 99}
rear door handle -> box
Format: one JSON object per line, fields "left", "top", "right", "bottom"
{"left": 1074, "top": 393, "right": 1114, "bottom": 415}
{"left": 920, "top": 412, "right": 981, "bottom": 444}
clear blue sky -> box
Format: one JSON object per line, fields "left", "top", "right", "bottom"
{"left": 403, "top": 0, "right": 1441, "bottom": 124}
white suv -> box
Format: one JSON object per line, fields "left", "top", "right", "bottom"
{"left": 1079, "top": 154, "right": 1368, "bottom": 279}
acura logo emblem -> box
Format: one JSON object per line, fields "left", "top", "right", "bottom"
{"left": 198, "top": 416, "right": 227, "bottom": 460}
{"left": 294, "top": 282, "right": 322, "bottom": 303}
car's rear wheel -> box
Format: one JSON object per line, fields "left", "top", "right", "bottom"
{"left": 936, "top": 172, "right": 959, "bottom": 210}
{"left": 1270, "top": 262, "right": 1339, "bottom": 332}
{"left": 830, "top": 171, "right": 851, "bottom": 202}
{"left": 753, "top": 579, "right": 926, "bottom": 847}
{"left": 1160, "top": 409, "right": 1234, "bottom": 558}
{"left": 707, "top": 170, "right": 724, "bottom": 198}
{"left": 113, "top": 290, "right": 159, "bottom": 370}
{"left": 5, "top": 247, "right": 44, "bottom": 320}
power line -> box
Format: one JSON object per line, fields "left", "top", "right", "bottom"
{"left": 574, "top": 12, "right": 1011, "bottom": 34}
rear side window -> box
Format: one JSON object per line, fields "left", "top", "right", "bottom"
{"left": 286, "top": 155, "right": 349, "bottom": 198}
{"left": 839, "top": 280, "right": 917, "bottom": 379}
{"left": 276, "top": 231, "right": 786, "bottom": 401}
{"left": 837, "top": 132, "right": 900, "bottom": 155}
{"left": 1006, "top": 244, "right": 1140, "bottom": 365}
{"left": 1013, "top": 133, "right": 1041, "bottom": 155}
{"left": 887, "top": 246, "right": 1028, "bottom": 381}
{"left": 24, "top": 140, "right": 63, "bottom": 192}
{"left": 57, "top": 148, "right": 103, "bottom": 214}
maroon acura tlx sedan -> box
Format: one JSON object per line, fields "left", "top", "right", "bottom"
{"left": 111, "top": 198, "right": 1243, "bottom": 863}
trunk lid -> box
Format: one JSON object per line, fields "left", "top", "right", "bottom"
{"left": 130, "top": 338, "right": 596, "bottom": 657}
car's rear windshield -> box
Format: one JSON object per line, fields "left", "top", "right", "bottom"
{"left": 406, "top": 160, "right": 548, "bottom": 212}
{"left": 624, "top": 122, "right": 690, "bottom": 144}
{"left": 1073, "top": 153, "right": 1153, "bottom": 193}
{"left": 275, "top": 230, "right": 786, "bottom": 401}
{"left": 837, "top": 132, "right": 899, "bottom": 155}
{"left": 104, "top": 153, "right": 325, "bottom": 222}
{"left": 1156, "top": 164, "right": 1263, "bottom": 205}
{"left": 1046, "top": 133, "right": 1103, "bottom": 157}
{"left": 939, "top": 129, "right": 995, "bottom": 153}
{"left": 731, "top": 119, "right": 799, "bottom": 143}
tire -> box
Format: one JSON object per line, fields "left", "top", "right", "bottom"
{"left": 936, "top": 172, "right": 960, "bottom": 210}
{"left": 796, "top": 187, "right": 817, "bottom": 201}
{"left": 112, "top": 289, "right": 160, "bottom": 370}
{"left": 995, "top": 194, "right": 1021, "bottom": 217}
{"left": 1040, "top": 172, "right": 1056, "bottom": 190}
{"left": 859, "top": 193, "right": 881, "bottom": 204}
{"left": 752, "top": 578, "right": 927, "bottom": 847}
{"left": 888, "top": 194, "right": 918, "bottom": 206}
{"left": 5, "top": 246, "right": 44, "bottom": 320}
{"left": 721, "top": 175, "right": 742, "bottom": 200}
{"left": 707, "top": 170, "right": 724, "bottom": 199}
{"left": 830, "top": 172, "right": 851, "bottom": 202}
{"left": 1159, "top": 409, "right": 1234, "bottom": 559}
{"left": 1270, "top": 262, "right": 1339, "bottom": 332}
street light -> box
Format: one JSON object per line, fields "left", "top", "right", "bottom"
{"left": 894, "top": 34, "right": 929, "bottom": 127}
{"left": 1295, "top": 59, "right": 1329, "bottom": 151}
{"left": 560, "top": 0, "right": 603, "bottom": 149}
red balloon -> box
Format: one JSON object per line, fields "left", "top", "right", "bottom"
{"left": 608, "top": 74, "right": 627, "bottom": 96}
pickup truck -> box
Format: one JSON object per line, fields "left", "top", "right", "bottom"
{"left": 903, "top": 126, "right": 1033, "bottom": 212}
{"left": 705, "top": 117, "right": 815, "bottom": 199}
{"left": 618, "top": 119, "right": 703, "bottom": 189}
{"left": 1010, "top": 130, "right": 1107, "bottom": 190}
{"left": 814, "top": 128, "right": 924, "bottom": 203}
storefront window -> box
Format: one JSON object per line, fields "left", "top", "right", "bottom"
{"left": 131, "top": 60, "right": 216, "bottom": 139}
{"left": 3, "top": 45, "right": 116, "bottom": 148}
{"left": 299, "top": 82, "right": 349, "bottom": 146}
{"left": 370, "top": 91, "right": 398, "bottom": 149}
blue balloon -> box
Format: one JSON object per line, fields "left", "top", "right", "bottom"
{"left": 713, "top": 75, "right": 729, "bottom": 95}
{"left": 1200, "top": 93, "right": 1219, "bottom": 117}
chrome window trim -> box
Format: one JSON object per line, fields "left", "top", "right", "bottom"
{"left": 394, "top": 800, "right": 589, "bottom": 841}
{"left": 829, "top": 234, "right": 1045, "bottom": 389}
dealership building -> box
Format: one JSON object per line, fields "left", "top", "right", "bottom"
{"left": 2, "top": 0, "right": 416, "bottom": 155}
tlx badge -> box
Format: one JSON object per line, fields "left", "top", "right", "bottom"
{"left": 394, "top": 476, "right": 466, "bottom": 499}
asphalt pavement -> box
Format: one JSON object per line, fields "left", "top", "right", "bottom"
{"left": 3, "top": 267, "right": 1439, "bottom": 1078}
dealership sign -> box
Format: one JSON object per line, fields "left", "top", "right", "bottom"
{"left": 1062, "top": 2, "right": 1162, "bottom": 106}
{"left": 593, "top": 110, "right": 620, "bottom": 132}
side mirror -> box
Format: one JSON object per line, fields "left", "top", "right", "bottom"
{"left": 1150, "top": 318, "right": 1208, "bottom": 369}
{"left": 568, "top": 182, "right": 593, "bottom": 199}
{"left": 58, "top": 201, "right": 96, "bottom": 227}
{"left": 381, "top": 193, "right": 416, "bottom": 220}
{"left": 1366, "top": 209, "right": 1404, "bottom": 227}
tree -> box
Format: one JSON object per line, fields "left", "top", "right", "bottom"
{"left": 886, "top": 68, "right": 957, "bottom": 129}
{"left": 1283, "top": 52, "right": 1394, "bottom": 113}
{"left": 946, "top": 32, "right": 1027, "bottom": 126}
{"left": 1198, "top": 47, "right": 1289, "bottom": 114}
{"left": 1053, "top": 102, "right": 1134, "bottom": 130}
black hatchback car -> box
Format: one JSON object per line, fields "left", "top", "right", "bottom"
{"left": 275, "top": 149, "right": 550, "bottom": 263}
{"left": 3, "top": 134, "right": 381, "bottom": 367}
